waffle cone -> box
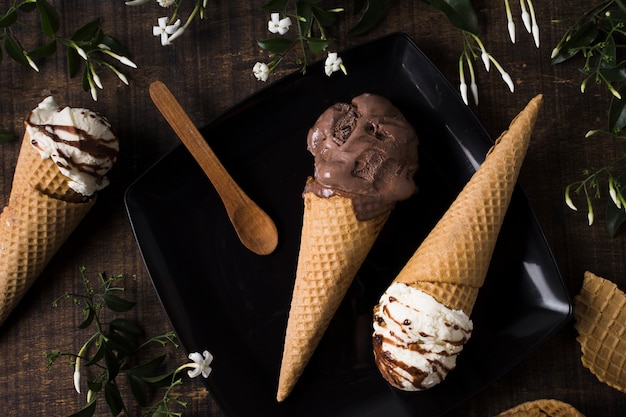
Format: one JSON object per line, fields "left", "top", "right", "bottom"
{"left": 0, "top": 133, "right": 95, "bottom": 326}
{"left": 574, "top": 271, "right": 626, "bottom": 393}
{"left": 277, "top": 191, "right": 390, "bottom": 401}
{"left": 495, "top": 399, "right": 585, "bottom": 417}
{"left": 392, "top": 95, "right": 542, "bottom": 316}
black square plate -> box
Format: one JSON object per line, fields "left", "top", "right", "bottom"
{"left": 125, "top": 33, "right": 572, "bottom": 416}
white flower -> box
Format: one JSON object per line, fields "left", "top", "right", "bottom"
{"left": 187, "top": 350, "right": 213, "bottom": 378}
{"left": 73, "top": 368, "right": 81, "bottom": 394}
{"left": 158, "top": 0, "right": 176, "bottom": 6}
{"left": 153, "top": 17, "right": 181, "bottom": 46}
{"left": 268, "top": 13, "right": 292, "bottom": 35}
{"left": 253, "top": 62, "right": 270, "bottom": 81}
{"left": 324, "top": 52, "right": 346, "bottom": 77}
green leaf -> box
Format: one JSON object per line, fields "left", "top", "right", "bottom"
{"left": 0, "top": 9, "right": 17, "bottom": 28}
{"left": 36, "top": 0, "right": 60, "bottom": 36}
{"left": 101, "top": 294, "right": 136, "bottom": 312}
{"left": 109, "top": 318, "right": 144, "bottom": 336}
{"left": 429, "top": 0, "right": 478, "bottom": 34}
{"left": 71, "top": 18, "right": 102, "bottom": 42}
{"left": 348, "top": 0, "right": 391, "bottom": 37}
{"left": 130, "top": 355, "right": 166, "bottom": 377}
{"left": 257, "top": 37, "right": 295, "bottom": 53}
{"left": 78, "top": 307, "right": 95, "bottom": 329}
{"left": 551, "top": 21, "right": 599, "bottom": 64}
{"left": 104, "top": 381, "right": 125, "bottom": 416}
{"left": 87, "top": 380, "right": 103, "bottom": 393}
{"left": 68, "top": 399, "right": 97, "bottom": 417}
{"left": 104, "top": 331, "right": 135, "bottom": 357}
{"left": 260, "top": 0, "right": 289, "bottom": 11}
{"left": 142, "top": 370, "right": 176, "bottom": 386}
{"left": 128, "top": 373, "right": 149, "bottom": 406}
{"left": 67, "top": 46, "right": 80, "bottom": 78}
{"left": 608, "top": 85, "right": 626, "bottom": 132}
{"left": 607, "top": 172, "right": 626, "bottom": 237}
{"left": 17, "top": 1, "right": 37, "bottom": 12}
{"left": 0, "top": 130, "right": 16, "bottom": 142}
{"left": 296, "top": 0, "right": 314, "bottom": 36}
{"left": 311, "top": 6, "right": 338, "bottom": 27}
{"left": 306, "top": 37, "right": 331, "bottom": 53}
{"left": 4, "top": 33, "right": 28, "bottom": 67}
{"left": 28, "top": 40, "right": 57, "bottom": 59}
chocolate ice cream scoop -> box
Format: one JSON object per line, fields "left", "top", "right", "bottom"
{"left": 305, "top": 93, "right": 418, "bottom": 220}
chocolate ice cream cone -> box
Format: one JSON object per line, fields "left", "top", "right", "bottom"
{"left": 276, "top": 191, "right": 389, "bottom": 402}
{"left": 0, "top": 132, "right": 95, "bottom": 326}
{"left": 574, "top": 271, "right": 626, "bottom": 393}
{"left": 393, "top": 94, "right": 543, "bottom": 316}
{"left": 495, "top": 399, "right": 585, "bottom": 417}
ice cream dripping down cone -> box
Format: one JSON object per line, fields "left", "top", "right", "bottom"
{"left": 373, "top": 94, "right": 543, "bottom": 391}
{"left": 276, "top": 93, "right": 419, "bottom": 402}
{"left": 0, "top": 97, "right": 118, "bottom": 327}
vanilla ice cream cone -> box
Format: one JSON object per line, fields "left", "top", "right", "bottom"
{"left": 276, "top": 191, "right": 389, "bottom": 401}
{"left": 574, "top": 271, "right": 626, "bottom": 393}
{"left": 373, "top": 95, "right": 543, "bottom": 391}
{"left": 0, "top": 97, "right": 118, "bottom": 327}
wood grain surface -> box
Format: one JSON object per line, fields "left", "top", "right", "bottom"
{"left": 1, "top": 1, "right": 625, "bottom": 416}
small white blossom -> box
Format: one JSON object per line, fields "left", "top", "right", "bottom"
{"left": 253, "top": 62, "right": 270, "bottom": 81}
{"left": 505, "top": 0, "right": 515, "bottom": 43}
{"left": 168, "top": 26, "right": 186, "bottom": 43}
{"left": 153, "top": 16, "right": 181, "bottom": 46}
{"left": 527, "top": 0, "right": 540, "bottom": 47}
{"left": 186, "top": 350, "right": 213, "bottom": 379}
{"left": 609, "top": 178, "right": 621, "bottom": 208}
{"left": 565, "top": 192, "right": 577, "bottom": 211}
{"left": 324, "top": 52, "right": 346, "bottom": 77}
{"left": 25, "top": 53, "right": 39, "bottom": 72}
{"left": 268, "top": 13, "right": 292, "bottom": 35}
{"left": 73, "top": 368, "right": 81, "bottom": 394}
{"left": 158, "top": 0, "right": 176, "bottom": 6}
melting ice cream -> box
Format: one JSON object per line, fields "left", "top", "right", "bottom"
{"left": 372, "top": 283, "right": 473, "bottom": 390}
{"left": 305, "top": 93, "right": 418, "bottom": 220}
{"left": 25, "top": 96, "right": 119, "bottom": 197}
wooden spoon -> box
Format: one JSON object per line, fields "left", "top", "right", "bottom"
{"left": 149, "top": 81, "right": 278, "bottom": 255}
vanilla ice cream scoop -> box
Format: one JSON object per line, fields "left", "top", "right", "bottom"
{"left": 372, "top": 282, "right": 473, "bottom": 390}
{"left": 24, "top": 96, "right": 119, "bottom": 197}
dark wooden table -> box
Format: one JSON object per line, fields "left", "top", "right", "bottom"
{"left": 1, "top": 2, "right": 625, "bottom": 416}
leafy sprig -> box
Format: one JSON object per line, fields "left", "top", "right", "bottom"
{"left": 46, "top": 267, "right": 206, "bottom": 417}
{"left": 0, "top": 0, "right": 135, "bottom": 101}
{"left": 552, "top": 0, "right": 626, "bottom": 234}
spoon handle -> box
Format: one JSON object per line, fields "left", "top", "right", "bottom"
{"left": 149, "top": 81, "right": 240, "bottom": 199}
{"left": 149, "top": 81, "right": 278, "bottom": 255}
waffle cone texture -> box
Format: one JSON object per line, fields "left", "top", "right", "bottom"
{"left": 495, "top": 399, "right": 585, "bottom": 417}
{"left": 392, "top": 94, "right": 543, "bottom": 315}
{"left": 574, "top": 271, "right": 626, "bottom": 393}
{"left": 276, "top": 191, "right": 390, "bottom": 401}
{"left": 0, "top": 133, "right": 95, "bottom": 326}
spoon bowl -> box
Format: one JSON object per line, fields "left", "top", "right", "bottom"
{"left": 149, "top": 81, "right": 278, "bottom": 255}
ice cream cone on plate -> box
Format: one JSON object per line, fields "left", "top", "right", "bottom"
{"left": 495, "top": 399, "right": 585, "bottom": 417}
{"left": 276, "top": 94, "right": 419, "bottom": 401}
{"left": 0, "top": 97, "right": 118, "bottom": 327}
{"left": 574, "top": 271, "right": 626, "bottom": 393}
{"left": 373, "top": 94, "right": 543, "bottom": 391}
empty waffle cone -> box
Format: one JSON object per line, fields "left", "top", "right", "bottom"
{"left": 574, "top": 271, "right": 626, "bottom": 393}
{"left": 276, "top": 191, "right": 390, "bottom": 402}
{"left": 495, "top": 399, "right": 585, "bottom": 417}
{"left": 0, "top": 133, "right": 95, "bottom": 326}
{"left": 393, "top": 94, "right": 543, "bottom": 316}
